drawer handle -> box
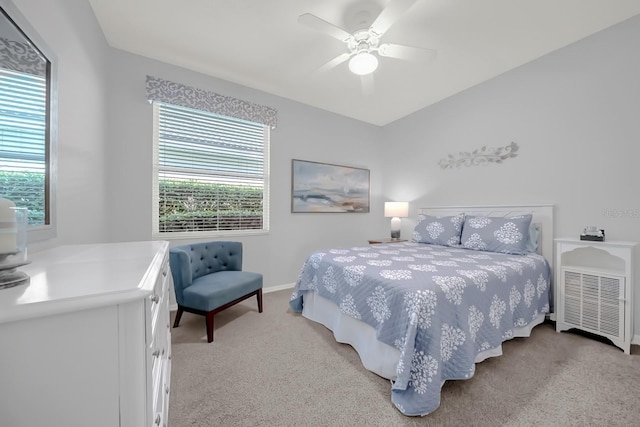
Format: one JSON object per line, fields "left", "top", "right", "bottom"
{"left": 162, "top": 270, "right": 167, "bottom": 277}
{"left": 151, "top": 294, "right": 160, "bottom": 304}
{"left": 155, "top": 414, "right": 161, "bottom": 425}
{"left": 152, "top": 349, "right": 160, "bottom": 358}
{"left": 165, "top": 385, "right": 170, "bottom": 394}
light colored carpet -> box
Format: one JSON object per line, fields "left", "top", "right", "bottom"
{"left": 169, "top": 289, "right": 640, "bottom": 427}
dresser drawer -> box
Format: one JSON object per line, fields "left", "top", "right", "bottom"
{"left": 151, "top": 354, "right": 163, "bottom": 416}
{"left": 151, "top": 329, "right": 171, "bottom": 427}
{"left": 147, "top": 254, "right": 170, "bottom": 346}
{"left": 145, "top": 248, "right": 172, "bottom": 426}
{"left": 161, "top": 354, "right": 171, "bottom": 427}
{"left": 148, "top": 298, "right": 169, "bottom": 375}
{"left": 152, "top": 362, "right": 168, "bottom": 427}
{"left": 149, "top": 303, "right": 170, "bottom": 422}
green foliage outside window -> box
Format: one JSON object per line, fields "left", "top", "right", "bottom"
{"left": 0, "top": 173, "right": 263, "bottom": 232}
{"left": 0, "top": 171, "right": 45, "bottom": 225}
{"left": 159, "top": 179, "right": 263, "bottom": 232}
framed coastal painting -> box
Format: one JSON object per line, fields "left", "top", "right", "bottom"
{"left": 291, "top": 159, "right": 370, "bottom": 213}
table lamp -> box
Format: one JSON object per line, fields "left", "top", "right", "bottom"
{"left": 384, "top": 201, "right": 409, "bottom": 240}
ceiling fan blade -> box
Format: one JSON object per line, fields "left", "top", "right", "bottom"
{"left": 370, "top": 0, "right": 417, "bottom": 35}
{"left": 298, "top": 13, "right": 352, "bottom": 42}
{"left": 361, "top": 74, "right": 375, "bottom": 96}
{"left": 313, "top": 53, "right": 351, "bottom": 75}
{"left": 378, "top": 43, "right": 436, "bottom": 62}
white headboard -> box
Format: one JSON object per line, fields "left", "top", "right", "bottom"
{"left": 417, "top": 204, "right": 554, "bottom": 270}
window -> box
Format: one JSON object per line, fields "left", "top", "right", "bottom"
{"left": 0, "top": 1, "right": 57, "bottom": 242}
{"left": 152, "top": 102, "right": 270, "bottom": 237}
{"left": 0, "top": 68, "right": 47, "bottom": 225}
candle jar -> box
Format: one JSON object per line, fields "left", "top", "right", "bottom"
{"left": 10, "top": 207, "right": 28, "bottom": 263}
{"left": 0, "top": 206, "right": 29, "bottom": 288}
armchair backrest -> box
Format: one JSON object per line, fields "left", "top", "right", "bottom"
{"left": 169, "top": 241, "right": 243, "bottom": 305}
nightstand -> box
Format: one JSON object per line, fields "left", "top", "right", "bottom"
{"left": 368, "top": 238, "right": 408, "bottom": 244}
{"left": 555, "top": 238, "right": 636, "bottom": 354}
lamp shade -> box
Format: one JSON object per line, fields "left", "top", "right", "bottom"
{"left": 384, "top": 202, "right": 409, "bottom": 218}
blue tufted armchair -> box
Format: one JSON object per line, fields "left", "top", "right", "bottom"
{"left": 169, "top": 241, "right": 263, "bottom": 342}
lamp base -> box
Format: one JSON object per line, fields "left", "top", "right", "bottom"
{"left": 390, "top": 216, "right": 401, "bottom": 240}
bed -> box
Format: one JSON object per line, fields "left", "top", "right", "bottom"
{"left": 289, "top": 205, "right": 554, "bottom": 416}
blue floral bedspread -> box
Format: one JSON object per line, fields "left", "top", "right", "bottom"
{"left": 289, "top": 242, "right": 550, "bottom": 416}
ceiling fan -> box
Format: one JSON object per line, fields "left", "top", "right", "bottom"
{"left": 298, "top": 0, "right": 436, "bottom": 94}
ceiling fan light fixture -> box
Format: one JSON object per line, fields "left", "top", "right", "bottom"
{"left": 348, "top": 52, "right": 378, "bottom": 75}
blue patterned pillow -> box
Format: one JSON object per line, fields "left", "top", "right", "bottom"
{"left": 412, "top": 213, "right": 465, "bottom": 247}
{"left": 526, "top": 223, "right": 540, "bottom": 253}
{"left": 461, "top": 214, "right": 533, "bottom": 255}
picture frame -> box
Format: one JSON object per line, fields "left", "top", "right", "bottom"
{"left": 291, "top": 159, "right": 370, "bottom": 213}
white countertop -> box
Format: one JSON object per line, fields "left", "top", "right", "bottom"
{"left": 0, "top": 240, "right": 169, "bottom": 324}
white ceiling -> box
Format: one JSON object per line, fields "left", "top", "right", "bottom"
{"left": 88, "top": 0, "right": 640, "bottom": 126}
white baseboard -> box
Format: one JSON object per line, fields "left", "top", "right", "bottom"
{"left": 264, "top": 282, "right": 296, "bottom": 293}
{"left": 169, "top": 282, "right": 295, "bottom": 312}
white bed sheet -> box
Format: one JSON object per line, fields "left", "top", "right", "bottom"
{"left": 302, "top": 291, "right": 546, "bottom": 381}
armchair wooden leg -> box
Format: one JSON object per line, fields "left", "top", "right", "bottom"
{"left": 173, "top": 306, "right": 184, "bottom": 328}
{"left": 206, "top": 311, "right": 215, "bottom": 343}
{"left": 257, "top": 289, "right": 263, "bottom": 313}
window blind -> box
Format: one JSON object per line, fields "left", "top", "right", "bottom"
{"left": 155, "top": 102, "right": 269, "bottom": 234}
{"left": 0, "top": 68, "right": 47, "bottom": 226}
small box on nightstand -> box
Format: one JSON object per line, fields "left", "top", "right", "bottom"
{"left": 580, "top": 229, "right": 605, "bottom": 242}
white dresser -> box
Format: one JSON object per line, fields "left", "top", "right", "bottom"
{"left": 0, "top": 241, "right": 172, "bottom": 427}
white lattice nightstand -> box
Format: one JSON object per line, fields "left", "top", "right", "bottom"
{"left": 555, "top": 238, "right": 636, "bottom": 354}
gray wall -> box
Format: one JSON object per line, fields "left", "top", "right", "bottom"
{"left": 381, "top": 15, "right": 640, "bottom": 339}
{"left": 12, "top": 0, "right": 110, "bottom": 248}
{"left": 105, "top": 50, "right": 385, "bottom": 289}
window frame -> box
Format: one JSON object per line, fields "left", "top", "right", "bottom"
{"left": 0, "top": 0, "right": 57, "bottom": 243}
{"left": 151, "top": 102, "right": 270, "bottom": 239}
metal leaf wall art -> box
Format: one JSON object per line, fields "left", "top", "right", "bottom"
{"left": 438, "top": 141, "right": 519, "bottom": 169}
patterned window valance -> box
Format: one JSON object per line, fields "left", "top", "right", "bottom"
{"left": 145, "top": 75, "right": 277, "bottom": 129}
{"left": 0, "top": 37, "right": 47, "bottom": 77}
